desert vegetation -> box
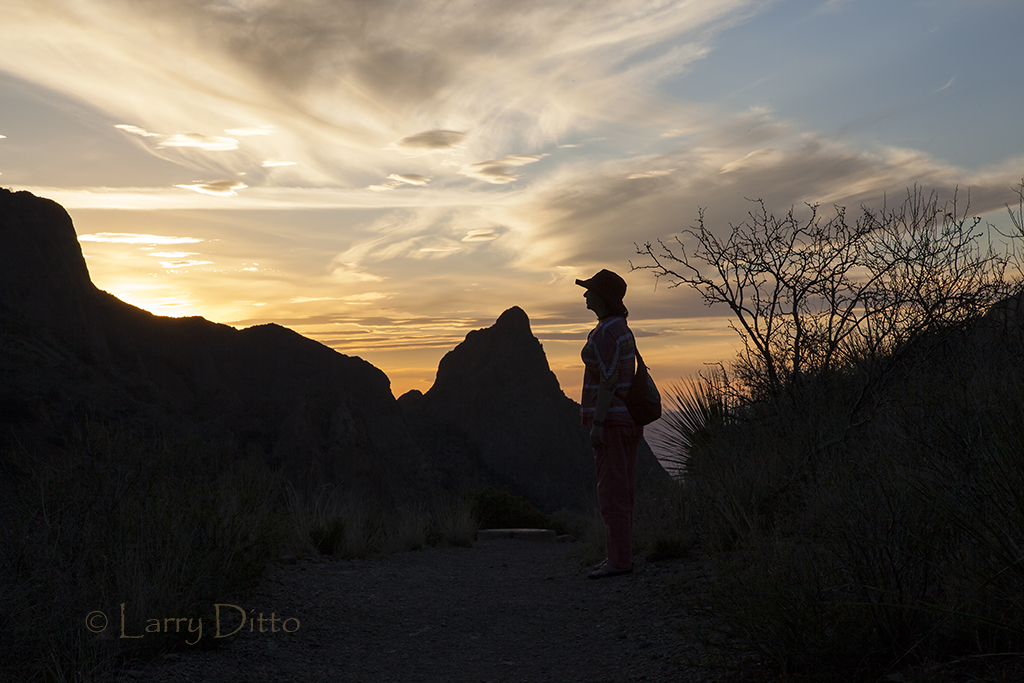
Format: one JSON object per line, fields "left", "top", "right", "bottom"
{"left": 0, "top": 424, "right": 286, "bottom": 681}
{"left": 636, "top": 183, "right": 1024, "bottom": 680}
{"left": 0, "top": 424, "right": 502, "bottom": 682}
{"left": 0, "top": 414, "right": 679, "bottom": 682}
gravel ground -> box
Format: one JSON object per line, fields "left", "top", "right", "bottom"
{"left": 111, "top": 538, "right": 725, "bottom": 683}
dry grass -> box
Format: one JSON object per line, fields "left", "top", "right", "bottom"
{"left": 428, "top": 496, "right": 479, "bottom": 548}
{"left": 633, "top": 479, "right": 696, "bottom": 562}
{"left": 0, "top": 421, "right": 500, "bottom": 683}
{"left": 565, "top": 479, "right": 696, "bottom": 571}
{"left": 287, "top": 484, "right": 482, "bottom": 557}
{"left": 0, "top": 424, "right": 285, "bottom": 682}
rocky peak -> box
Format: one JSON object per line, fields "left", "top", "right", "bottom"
{"left": 426, "top": 306, "right": 563, "bottom": 404}
{"left": 402, "top": 306, "right": 674, "bottom": 512}
{"left": 493, "top": 305, "right": 530, "bottom": 332}
{"left": 0, "top": 189, "right": 98, "bottom": 341}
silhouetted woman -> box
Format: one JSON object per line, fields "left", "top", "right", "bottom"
{"left": 576, "top": 269, "right": 642, "bottom": 578}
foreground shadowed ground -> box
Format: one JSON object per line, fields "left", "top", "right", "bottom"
{"left": 112, "top": 539, "right": 720, "bottom": 683}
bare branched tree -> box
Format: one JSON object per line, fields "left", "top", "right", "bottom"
{"left": 997, "top": 179, "right": 1024, "bottom": 277}
{"left": 633, "top": 185, "right": 1023, "bottom": 402}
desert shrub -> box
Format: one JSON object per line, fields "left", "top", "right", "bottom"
{"left": 309, "top": 517, "right": 347, "bottom": 556}
{"left": 427, "top": 496, "right": 479, "bottom": 548}
{"left": 639, "top": 185, "right": 1024, "bottom": 679}
{"left": 632, "top": 479, "right": 696, "bottom": 561}
{"left": 891, "top": 335, "right": 1024, "bottom": 658}
{"left": 287, "top": 485, "right": 423, "bottom": 557}
{"left": 670, "top": 327, "right": 1024, "bottom": 680}
{"left": 382, "top": 505, "right": 430, "bottom": 553}
{"left": 461, "top": 485, "right": 555, "bottom": 531}
{"left": 0, "top": 423, "right": 286, "bottom": 682}
{"left": 288, "top": 486, "right": 479, "bottom": 553}
{"left": 334, "top": 503, "right": 381, "bottom": 558}
{"left": 287, "top": 483, "right": 349, "bottom": 556}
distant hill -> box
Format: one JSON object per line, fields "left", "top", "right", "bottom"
{"left": 0, "top": 188, "right": 668, "bottom": 511}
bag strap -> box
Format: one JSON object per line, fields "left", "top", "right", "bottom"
{"left": 614, "top": 329, "right": 647, "bottom": 402}
{"left": 630, "top": 329, "right": 648, "bottom": 374}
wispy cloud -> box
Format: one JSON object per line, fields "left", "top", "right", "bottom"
{"left": 78, "top": 233, "right": 203, "bottom": 245}
{"left": 113, "top": 125, "right": 160, "bottom": 139}
{"left": 160, "top": 133, "right": 239, "bottom": 151}
{"left": 290, "top": 296, "right": 338, "bottom": 304}
{"left": 116, "top": 125, "right": 239, "bottom": 151}
{"left": 148, "top": 251, "right": 198, "bottom": 258}
{"left": 460, "top": 154, "right": 548, "bottom": 184}
{"left": 504, "top": 116, "right": 1023, "bottom": 271}
{"left": 394, "top": 130, "right": 466, "bottom": 151}
{"left": 368, "top": 173, "right": 432, "bottom": 191}
{"left": 343, "top": 292, "right": 389, "bottom": 303}
{"left": 389, "top": 173, "right": 430, "bottom": 186}
{"left": 720, "top": 149, "right": 776, "bottom": 174}
{"left": 462, "top": 229, "right": 501, "bottom": 242}
{"left": 418, "top": 245, "right": 461, "bottom": 255}
{"left": 627, "top": 169, "right": 676, "bottom": 179}
{"left": 932, "top": 77, "right": 955, "bottom": 94}
{"left": 226, "top": 126, "right": 274, "bottom": 136}
{"left": 0, "top": 0, "right": 754, "bottom": 187}
{"left": 159, "top": 259, "right": 214, "bottom": 269}
{"left": 175, "top": 180, "right": 248, "bottom": 196}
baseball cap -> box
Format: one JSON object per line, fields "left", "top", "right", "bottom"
{"left": 575, "top": 269, "right": 627, "bottom": 305}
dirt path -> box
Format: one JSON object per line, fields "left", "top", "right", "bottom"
{"left": 118, "top": 539, "right": 721, "bottom": 682}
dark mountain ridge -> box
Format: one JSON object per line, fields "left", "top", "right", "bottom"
{"left": 0, "top": 188, "right": 668, "bottom": 511}
{"left": 1, "top": 189, "right": 432, "bottom": 504}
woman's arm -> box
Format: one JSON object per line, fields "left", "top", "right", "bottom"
{"left": 590, "top": 385, "right": 614, "bottom": 447}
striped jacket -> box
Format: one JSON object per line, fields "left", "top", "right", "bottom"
{"left": 580, "top": 316, "right": 636, "bottom": 426}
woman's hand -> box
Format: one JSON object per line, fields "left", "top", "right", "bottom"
{"left": 590, "top": 423, "right": 605, "bottom": 448}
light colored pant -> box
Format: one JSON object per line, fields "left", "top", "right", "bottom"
{"left": 593, "top": 422, "right": 643, "bottom": 569}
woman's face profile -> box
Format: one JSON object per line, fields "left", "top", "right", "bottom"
{"left": 584, "top": 290, "right": 608, "bottom": 317}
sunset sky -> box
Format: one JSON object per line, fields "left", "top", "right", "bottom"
{"left": 2, "top": 0, "right": 1022, "bottom": 400}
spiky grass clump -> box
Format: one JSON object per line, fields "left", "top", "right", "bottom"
{"left": 286, "top": 483, "right": 349, "bottom": 556}
{"left": 286, "top": 485, "right": 404, "bottom": 558}
{"left": 382, "top": 506, "right": 430, "bottom": 553}
{"left": 633, "top": 479, "right": 695, "bottom": 562}
{"left": 653, "top": 370, "right": 732, "bottom": 478}
{"left": 428, "top": 496, "right": 479, "bottom": 548}
{"left": 287, "top": 486, "right": 481, "bottom": 555}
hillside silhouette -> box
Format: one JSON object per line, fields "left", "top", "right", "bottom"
{"left": 0, "top": 188, "right": 667, "bottom": 509}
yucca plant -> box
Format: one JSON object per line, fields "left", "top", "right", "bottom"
{"left": 653, "top": 369, "right": 732, "bottom": 478}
